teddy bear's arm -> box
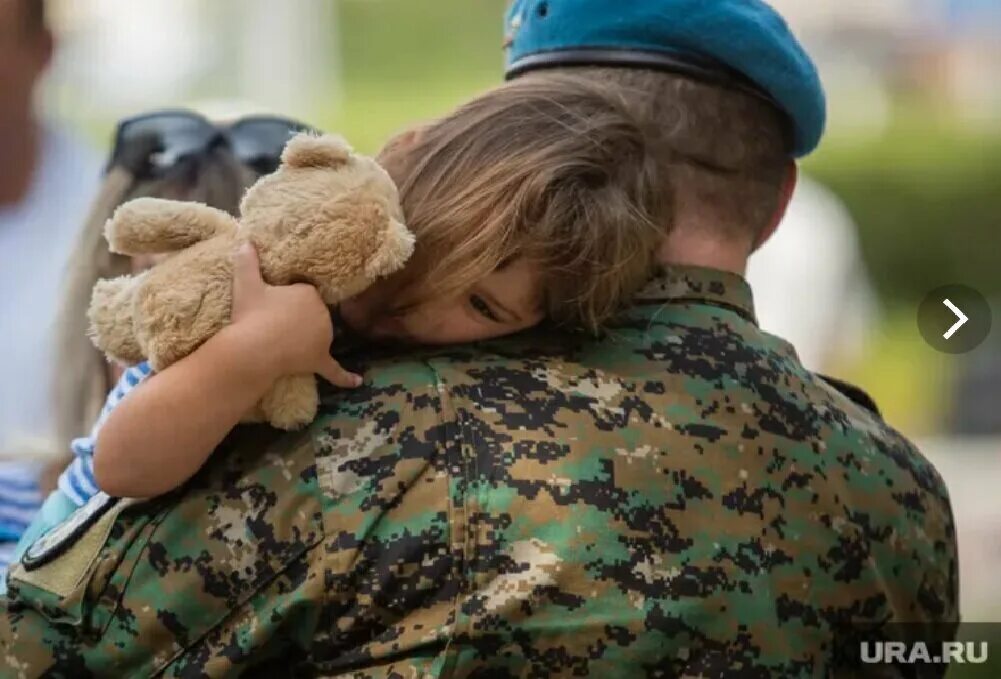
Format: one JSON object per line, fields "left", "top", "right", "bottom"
{"left": 105, "top": 198, "right": 240, "bottom": 256}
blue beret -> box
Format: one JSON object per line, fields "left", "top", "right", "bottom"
{"left": 504, "top": 0, "right": 826, "bottom": 157}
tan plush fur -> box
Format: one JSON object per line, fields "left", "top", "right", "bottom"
{"left": 87, "top": 134, "right": 414, "bottom": 430}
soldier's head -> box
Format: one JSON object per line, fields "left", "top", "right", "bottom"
{"left": 501, "top": 0, "right": 824, "bottom": 267}
{"left": 0, "top": 0, "right": 53, "bottom": 128}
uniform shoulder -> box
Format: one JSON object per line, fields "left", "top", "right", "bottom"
{"left": 811, "top": 374, "right": 946, "bottom": 493}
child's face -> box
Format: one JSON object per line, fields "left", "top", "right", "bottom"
{"left": 340, "top": 258, "right": 544, "bottom": 346}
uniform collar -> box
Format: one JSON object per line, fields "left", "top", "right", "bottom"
{"left": 632, "top": 265, "right": 757, "bottom": 325}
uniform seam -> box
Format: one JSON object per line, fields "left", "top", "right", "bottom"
{"left": 157, "top": 433, "right": 326, "bottom": 674}
{"left": 311, "top": 424, "right": 336, "bottom": 637}
{"left": 464, "top": 381, "right": 484, "bottom": 658}
{"left": 155, "top": 540, "right": 324, "bottom": 676}
{"left": 426, "top": 359, "right": 465, "bottom": 678}
{"left": 455, "top": 380, "right": 476, "bottom": 654}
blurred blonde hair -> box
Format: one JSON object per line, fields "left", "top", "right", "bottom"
{"left": 380, "top": 73, "right": 669, "bottom": 333}
{"left": 52, "top": 149, "right": 256, "bottom": 455}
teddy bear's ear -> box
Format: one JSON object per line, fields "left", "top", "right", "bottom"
{"left": 281, "top": 133, "right": 353, "bottom": 169}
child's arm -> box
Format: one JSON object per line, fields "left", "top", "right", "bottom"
{"left": 92, "top": 244, "right": 362, "bottom": 499}
{"left": 92, "top": 329, "right": 273, "bottom": 498}
{"left": 59, "top": 362, "right": 153, "bottom": 504}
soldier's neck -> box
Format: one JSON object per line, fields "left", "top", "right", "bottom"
{"left": 657, "top": 224, "right": 752, "bottom": 277}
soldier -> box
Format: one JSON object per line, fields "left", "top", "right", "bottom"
{"left": 0, "top": 1, "right": 958, "bottom": 678}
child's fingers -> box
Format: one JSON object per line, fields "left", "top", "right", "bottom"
{"left": 232, "top": 242, "right": 265, "bottom": 303}
{"left": 318, "top": 359, "right": 363, "bottom": 389}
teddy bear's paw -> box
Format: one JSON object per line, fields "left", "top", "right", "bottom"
{"left": 106, "top": 198, "right": 239, "bottom": 254}
{"left": 260, "top": 375, "right": 319, "bottom": 431}
{"left": 88, "top": 276, "right": 145, "bottom": 363}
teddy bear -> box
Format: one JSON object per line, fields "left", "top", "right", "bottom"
{"left": 87, "top": 133, "right": 414, "bottom": 430}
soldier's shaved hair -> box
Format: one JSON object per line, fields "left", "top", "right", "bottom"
{"left": 543, "top": 67, "right": 793, "bottom": 242}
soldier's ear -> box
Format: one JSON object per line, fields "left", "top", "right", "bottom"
{"left": 753, "top": 162, "right": 797, "bottom": 252}
{"left": 281, "top": 133, "right": 353, "bottom": 169}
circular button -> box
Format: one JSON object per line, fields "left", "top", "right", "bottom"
{"left": 918, "top": 285, "right": 992, "bottom": 354}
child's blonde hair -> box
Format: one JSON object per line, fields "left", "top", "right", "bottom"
{"left": 52, "top": 149, "right": 257, "bottom": 454}
{"left": 380, "top": 73, "right": 670, "bottom": 333}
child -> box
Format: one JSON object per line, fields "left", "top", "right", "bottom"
{"left": 35, "top": 76, "right": 668, "bottom": 519}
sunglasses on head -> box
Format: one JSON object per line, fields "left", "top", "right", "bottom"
{"left": 109, "top": 109, "right": 318, "bottom": 178}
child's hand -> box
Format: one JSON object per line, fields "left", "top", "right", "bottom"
{"left": 227, "top": 242, "right": 363, "bottom": 388}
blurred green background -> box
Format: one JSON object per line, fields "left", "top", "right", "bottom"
{"left": 321, "top": 0, "right": 509, "bottom": 150}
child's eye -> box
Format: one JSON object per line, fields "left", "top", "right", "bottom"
{"left": 470, "top": 294, "right": 500, "bottom": 322}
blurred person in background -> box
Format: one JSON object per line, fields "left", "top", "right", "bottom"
{"left": 0, "top": 109, "right": 302, "bottom": 580}
{"left": 0, "top": 0, "right": 100, "bottom": 561}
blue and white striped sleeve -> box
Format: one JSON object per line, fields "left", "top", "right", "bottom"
{"left": 58, "top": 361, "right": 153, "bottom": 506}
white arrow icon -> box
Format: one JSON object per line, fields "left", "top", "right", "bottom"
{"left": 942, "top": 298, "right": 969, "bottom": 340}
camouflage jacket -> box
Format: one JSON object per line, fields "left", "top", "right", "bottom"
{"left": 0, "top": 266, "right": 958, "bottom": 678}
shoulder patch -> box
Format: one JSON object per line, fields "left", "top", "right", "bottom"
{"left": 21, "top": 492, "right": 119, "bottom": 571}
{"left": 817, "top": 374, "right": 881, "bottom": 418}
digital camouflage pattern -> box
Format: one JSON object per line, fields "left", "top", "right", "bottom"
{"left": 0, "top": 266, "right": 958, "bottom": 677}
